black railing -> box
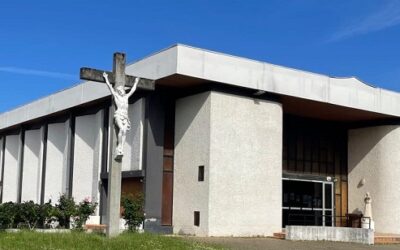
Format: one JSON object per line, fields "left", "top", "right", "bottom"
{"left": 287, "top": 214, "right": 372, "bottom": 229}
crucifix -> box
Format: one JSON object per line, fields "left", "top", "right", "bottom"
{"left": 80, "top": 53, "right": 154, "bottom": 237}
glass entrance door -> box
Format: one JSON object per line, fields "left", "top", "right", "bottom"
{"left": 283, "top": 179, "right": 334, "bottom": 227}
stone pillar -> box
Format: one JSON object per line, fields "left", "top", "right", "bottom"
{"left": 348, "top": 125, "right": 400, "bottom": 234}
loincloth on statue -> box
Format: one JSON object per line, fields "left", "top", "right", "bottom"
{"left": 114, "top": 111, "right": 131, "bottom": 130}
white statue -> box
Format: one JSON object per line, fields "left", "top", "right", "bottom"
{"left": 103, "top": 72, "right": 140, "bottom": 158}
{"left": 362, "top": 192, "right": 375, "bottom": 230}
{"left": 364, "top": 192, "right": 373, "bottom": 219}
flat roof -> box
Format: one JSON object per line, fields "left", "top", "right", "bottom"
{"left": 1, "top": 44, "right": 400, "bottom": 130}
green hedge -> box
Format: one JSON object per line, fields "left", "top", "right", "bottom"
{"left": 0, "top": 194, "right": 97, "bottom": 230}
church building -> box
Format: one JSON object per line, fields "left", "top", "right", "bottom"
{"left": 0, "top": 44, "right": 399, "bottom": 236}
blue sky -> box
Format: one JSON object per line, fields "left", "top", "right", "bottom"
{"left": 1, "top": 0, "right": 400, "bottom": 113}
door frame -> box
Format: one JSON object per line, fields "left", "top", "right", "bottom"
{"left": 282, "top": 177, "right": 335, "bottom": 226}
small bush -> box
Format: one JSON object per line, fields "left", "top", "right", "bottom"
{"left": 15, "top": 201, "right": 41, "bottom": 229}
{"left": 121, "top": 193, "right": 145, "bottom": 231}
{"left": 74, "top": 198, "right": 98, "bottom": 230}
{"left": 38, "top": 200, "right": 56, "bottom": 228}
{"left": 0, "top": 202, "right": 16, "bottom": 229}
{"left": 53, "top": 195, "right": 77, "bottom": 229}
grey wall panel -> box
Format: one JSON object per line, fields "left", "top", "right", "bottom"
{"left": 21, "top": 129, "right": 42, "bottom": 203}
{"left": 72, "top": 110, "right": 103, "bottom": 206}
{"left": 121, "top": 98, "right": 145, "bottom": 171}
{"left": 44, "top": 122, "right": 69, "bottom": 203}
{"left": 144, "top": 94, "right": 165, "bottom": 223}
{"left": 2, "top": 134, "right": 20, "bottom": 202}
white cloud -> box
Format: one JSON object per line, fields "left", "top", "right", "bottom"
{"left": 329, "top": 1, "right": 400, "bottom": 42}
{"left": 0, "top": 66, "right": 76, "bottom": 80}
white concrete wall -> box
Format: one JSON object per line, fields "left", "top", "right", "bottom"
{"left": 174, "top": 92, "right": 211, "bottom": 236}
{"left": 121, "top": 98, "right": 145, "bottom": 171}
{"left": 208, "top": 92, "right": 282, "bottom": 236}
{"left": 21, "top": 129, "right": 43, "bottom": 203}
{"left": 173, "top": 91, "right": 283, "bottom": 236}
{"left": 72, "top": 110, "right": 103, "bottom": 207}
{"left": 2, "top": 134, "right": 20, "bottom": 202}
{"left": 348, "top": 125, "right": 400, "bottom": 234}
{"left": 44, "top": 122, "right": 69, "bottom": 203}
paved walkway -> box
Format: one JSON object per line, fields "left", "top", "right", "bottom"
{"left": 188, "top": 237, "right": 400, "bottom": 250}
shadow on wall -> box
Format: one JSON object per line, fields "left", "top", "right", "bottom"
{"left": 147, "top": 95, "right": 165, "bottom": 149}
{"left": 6, "top": 135, "right": 19, "bottom": 161}
{"left": 174, "top": 93, "right": 209, "bottom": 145}
{"left": 25, "top": 130, "right": 41, "bottom": 158}
{"left": 347, "top": 126, "right": 395, "bottom": 173}
{"left": 48, "top": 123, "right": 68, "bottom": 153}
{"left": 348, "top": 125, "right": 396, "bottom": 214}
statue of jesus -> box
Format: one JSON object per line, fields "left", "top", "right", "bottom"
{"left": 103, "top": 72, "right": 140, "bottom": 158}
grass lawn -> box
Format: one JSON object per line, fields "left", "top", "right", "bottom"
{"left": 0, "top": 231, "right": 225, "bottom": 250}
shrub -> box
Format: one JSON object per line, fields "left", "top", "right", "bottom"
{"left": 0, "top": 202, "right": 16, "bottom": 229}
{"left": 53, "top": 195, "right": 77, "bottom": 229}
{"left": 0, "top": 196, "right": 97, "bottom": 230}
{"left": 38, "top": 200, "right": 56, "bottom": 228}
{"left": 121, "top": 193, "right": 145, "bottom": 231}
{"left": 74, "top": 198, "right": 97, "bottom": 230}
{"left": 14, "top": 201, "right": 41, "bottom": 229}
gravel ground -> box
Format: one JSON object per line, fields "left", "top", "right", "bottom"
{"left": 188, "top": 237, "right": 400, "bottom": 250}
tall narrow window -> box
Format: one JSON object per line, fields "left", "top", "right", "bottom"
{"left": 194, "top": 211, "right": 200, "bottom": 226}
{"left": 198, "top": 166, "right": 204, "bottom": 182}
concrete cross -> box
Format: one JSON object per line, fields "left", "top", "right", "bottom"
{"left": 80, "top": 52, "right": 154, "bottom": 237}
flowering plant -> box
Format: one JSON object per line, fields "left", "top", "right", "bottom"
{"left": 74, "top": 197, "right": 98, "bottom": 230}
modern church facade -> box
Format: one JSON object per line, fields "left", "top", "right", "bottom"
{"left": 1, "top": 44, "right": 400, "bottom": 236}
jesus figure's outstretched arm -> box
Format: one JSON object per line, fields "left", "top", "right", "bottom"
{"left": 127, "top": 77, "right": 140, "bottom": 97}
{"left": 103, "top": 72, "right": 116, "bottom": 96}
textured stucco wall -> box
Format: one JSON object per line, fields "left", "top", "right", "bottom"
{"left": 21, "top": 129, "right": 43, "bottom": 203}
{"left": 45, "top": 122, "right": 69, "bottom": 203}
{"left": 173, "top": 91, "right": 283, "bottom": 236}
{"left": 72, "top": 111, "right": 103, "bottom": 206}
{"left": 208, "top": 92, "right": 282, "bottom": 236}
{"left": 174, "top": 92, "right": 211, "bottom": 236}
{"left": 2, "top": 134, "right": 20, "bottom": 202}
{"left": 121, "top": 98, "right": 145, "bottom": 171}
{"left": 348, "top": 126, "right": 400, "bottom": 234}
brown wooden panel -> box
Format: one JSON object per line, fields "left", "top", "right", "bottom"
{"left": 161, "top": 172, "right": 173, "bottom": 225}
{"left": 341, "top": 181, "right": 348, "bottom": 216}
{"left": 335, "top": 177, "right": 341, "bottom": 195}
{"left": 335, "top": 194, "right": 341, "bottom": 226}
{"left": 121, "top": 177, "right": 143, "bottom": 196}
{"left": 163, "top": 157, "right": 173, "bottom": 171}
{"left": 164, "top": 129, "right": 174, "bottom": 151}
{"left": 164, "top": 148, "right": 174, "bottom": 157}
